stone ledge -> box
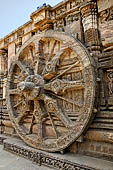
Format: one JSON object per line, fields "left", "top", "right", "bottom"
{"left": 0, "top": 134, "right": 6, "bottom": 144}
{"left": 0, "top": 135, "right": 113, "bottom": 170}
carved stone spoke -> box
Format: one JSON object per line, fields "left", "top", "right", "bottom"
{"left": 50, "top": 93, "right": 82, "bottom": 107}
{"left": 43, "top": 94, "right": 73, "bottom": 128}
{"left": 7, "top": 31, "right": 95, "bottom": 152}
{"left": 16, "top": 111, "right": 29, "bottom": 124}
{"left": 14, "top": 74, "right": 24, "bottom": 81}
{"left": 14, "top": 101, "right": 23, "bottom": 108}
{"left": 15, "top": 99, "right": 31, "bottom": 124}
{"left": 9, "top": 89, "right": 21, "bottom": 95}
{"left": 16, "top": 61, "right": 29, "bottom": 76}
{"left": 44, "top": 78, "right": 84, "bottom": 95}
{"left": 28, "top": 100, "right": 43, "bottom": 142}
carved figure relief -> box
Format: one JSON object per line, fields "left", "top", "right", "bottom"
{"left": 107, "top": 69, "right": 113, "bottom": 95}
{"left": 55, "top": 19, "right": 64, "bottom": 31}
{"left": 66, "top": 14, "right": 79, "bottom": 25}
{"left": 7, "top": 31, "right": 95, "bottom": 152}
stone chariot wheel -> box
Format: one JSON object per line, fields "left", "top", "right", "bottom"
{"left": 7, "top": 31, "right": 96, "bottom": 152}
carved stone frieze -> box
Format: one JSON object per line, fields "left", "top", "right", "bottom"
{"left": 106, "top": 69, "right": 113, "bottom": 96}
{"left": 3, "top": 141, "right": 97, "bottom": 170}
{"left": 66, "top": 13, "right": 80, "bottom": 25}
{"left": 99, "top": 7, "right": 113, "bottom": 24}
{"left": 54, "top": 12, "right": 80, "bottom": 32}
{"left": 54, "top": 19, "right": 65, "bottom": 31}
{"left": 53, "top": 0, "right": 85, "bottom": 19}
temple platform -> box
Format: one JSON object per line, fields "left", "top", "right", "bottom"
{"left": 0, "top": 134, "right": 113, "bottom": 170}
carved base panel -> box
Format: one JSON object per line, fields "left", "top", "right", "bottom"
{"left": 0, "top": 135, "right": 104, "bottom": 170}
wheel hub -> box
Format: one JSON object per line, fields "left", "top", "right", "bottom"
{"left": 17, "top": 74, "right": 44, "bottom": 100}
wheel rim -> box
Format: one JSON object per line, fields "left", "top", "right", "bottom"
{"left": 7, "top": 31, "right": 96, "bottom": 152}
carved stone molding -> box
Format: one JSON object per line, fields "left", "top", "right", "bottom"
{"left": 3, "top": 140, "right": 97, "bottom": 170}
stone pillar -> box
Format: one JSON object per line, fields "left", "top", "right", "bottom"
{"left": 80, "top": 1, "right": 102, "bottom": 112}
{"left": 0, "top": 50, "right": 8, "bottom": 76}
{"left": 15, "top": 37, "right": 22, "bottom": 53}
{"left": 80, "top": 0, "right": 101, "bottom": 62}
{"left": 0, "top": 50, "right": 8, "bottom": 100}
{"left": 8, "top": 42, "right": 15, "bottom": 71}
{"left": 34, "top": 40, "right": 45, "bottom": 75}
{"left": 3, "top": 77, "right": 7, "bottom": 99}
{"left": 0, "top": 50, "right": 8, "bottom": 134}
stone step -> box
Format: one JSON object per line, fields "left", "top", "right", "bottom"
{"left": 96, "top": 111, "right": 113, "bottom": 118}
{"left": 0, "top": 135, "right": 113, "bottom": 170}
{"left": 0, "top": 145, "right": 50, "bottom": 170}
{"left": 90, "top": 123, "right": 113, "bottom": 130}
{"left": 94, "top": 118, "right": 113, "bottom": 123}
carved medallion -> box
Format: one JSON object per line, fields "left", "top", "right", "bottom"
{"left": 7, "top": 31, "right": 95, "bottom": 152}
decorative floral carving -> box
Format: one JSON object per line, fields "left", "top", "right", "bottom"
{"left": 99, "top": 7, "right": 113, "bottom": 23}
